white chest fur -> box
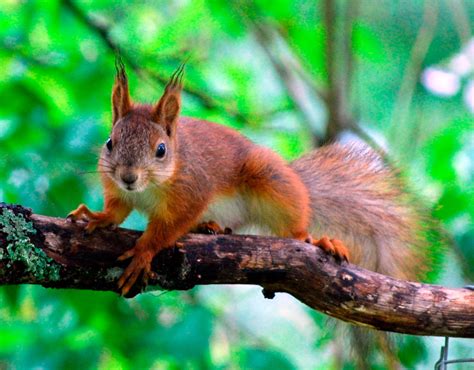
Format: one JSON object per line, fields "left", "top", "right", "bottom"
{"left": 201, "top": 193, "right": 249, "bottom": 230}
{"left": 121, "top": 186, "right": 160, "bottom": 216}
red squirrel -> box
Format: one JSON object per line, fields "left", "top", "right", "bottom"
{"left": 68, "top": 61, "right": 427, "bottom": 296}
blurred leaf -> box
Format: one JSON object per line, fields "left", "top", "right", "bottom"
{"left": 353, "top": 23, "right": 387, "bottom": 63}
{"left": 240, "top": 348, "right": 295, "bottom": 370}
{"left": 397, "top": 336, "right": 427, "bottom": 368}
{"left": 156, "top": 306, "right": 213, "bottom": 362}
{"left": 2, "top": 285, "right": 21, "bottom": 311}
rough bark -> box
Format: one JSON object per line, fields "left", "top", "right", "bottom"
{"left": 0, "top": 203, "right": 473, "bottom": 338}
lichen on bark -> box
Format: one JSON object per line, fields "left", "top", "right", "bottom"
{"left": 0, "top": 207, "right": 61, "bottom": 281}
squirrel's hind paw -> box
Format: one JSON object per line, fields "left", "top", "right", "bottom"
{"left": 309, "top": 235, "right": 350, "bottom": 262}
{"left": 192, "top": 220, "right": 232, "bottom": 235}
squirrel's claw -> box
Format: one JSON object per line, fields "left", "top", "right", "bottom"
{"left": 117, "top": 248, "right": 135, "bottom": 262}
{"left": 66, "top": 212, "right": 84, "bottom": 223}
{"left": 310, "top": 235, "right": 350, "bottom": 262}
{"left": 67, "top": 203, "right": 94, "bottom": 222}
{"left": 67, "top": 204, "right": 116, "bottom": 233}
{"left": 117, "top": 247, "right": 154, "bottom": 296}
{"left": 192, "top": 220, "right": 228, "bottom": 235}
{"left": 84, "top": 219, "right": 116, "bottom": 234}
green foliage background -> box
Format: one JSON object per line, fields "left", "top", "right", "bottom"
{"left": 0, "top": 0, "right": 472, "bottom": 369}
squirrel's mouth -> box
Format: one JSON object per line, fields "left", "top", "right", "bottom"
{"left": 117, "top": 179, "right": 148, "bottom": 193}
{"left": 121, "top": 183, "right": 143, "bottom": 192}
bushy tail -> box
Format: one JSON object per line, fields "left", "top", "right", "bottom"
{"left": 291, "top": 143, "right": 434, "bottom": 281}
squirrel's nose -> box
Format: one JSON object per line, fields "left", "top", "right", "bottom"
{"left": 121, "top": 173, "right": 138, "bottom": 185}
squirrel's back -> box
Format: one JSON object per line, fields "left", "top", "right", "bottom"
{"left": 291, "top": 143, "right": 428, "bottom": 280}
{"left": 176, "top": 116, "right": 254, "bottom": 184}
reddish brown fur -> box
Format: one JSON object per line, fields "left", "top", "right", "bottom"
{"left": 69, "top": 64, "right": 426, "bottom": 295}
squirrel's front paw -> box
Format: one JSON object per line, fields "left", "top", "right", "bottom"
{"left": 308, "top": 235, "right": 350, "bottom": 262}
{"left": 117, "top": 246, "right": 156, "bottom": 296}
{"left": 66, "top": 203, "right": 91, "bottom": 222}
{"left": 83, "top": 219, "right": 116, "bottom": 234}
{"left": 67, "top": 204, "right": 116, "bottom": 233}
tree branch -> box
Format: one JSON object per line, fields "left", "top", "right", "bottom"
{"left": 246, "top": 19, "right": 324, "bottom": 143}
{"left": 447, "top": 0, "right": 471, "bottom": 46}
{"left": 389, "top": 0, "right": 439, "bottom": 146}
{"left": 322, "top": 0, "right": 355, "bottom": 143}
{"left": 1, "top": 203, "right": 473, "bottom": 338}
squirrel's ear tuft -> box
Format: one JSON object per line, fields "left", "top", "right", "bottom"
{"left": 152, "top": 62, "right": 185, "bottom": 136}
{"left": 112, "top": 56, "right": 132, "bottom": 125}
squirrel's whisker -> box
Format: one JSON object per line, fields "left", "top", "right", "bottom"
{"left": 98, "top": 165, "right": 114, "bottom": 170}
{"left": 98, "top": 162, "right": 114, "bottom": 167}
{"left": 78, "top": 170, "right": 114, "bottom": 175}
{"left": 99, "top": 157, "right": 116, "bottom": 166}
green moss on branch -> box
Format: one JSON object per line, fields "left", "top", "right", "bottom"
{"left": 0, "top": 207, "right": 61, "bottom": 281}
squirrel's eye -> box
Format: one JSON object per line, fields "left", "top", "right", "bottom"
{"left": 106, "top": 137, "right": 113, "bottom": 152}
{"left": 156, "top": 143, "right": 166, "bottom": 158}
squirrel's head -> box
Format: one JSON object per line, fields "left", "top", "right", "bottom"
{"left": 99, "top": 59, "right": 184, "bottom": 192}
